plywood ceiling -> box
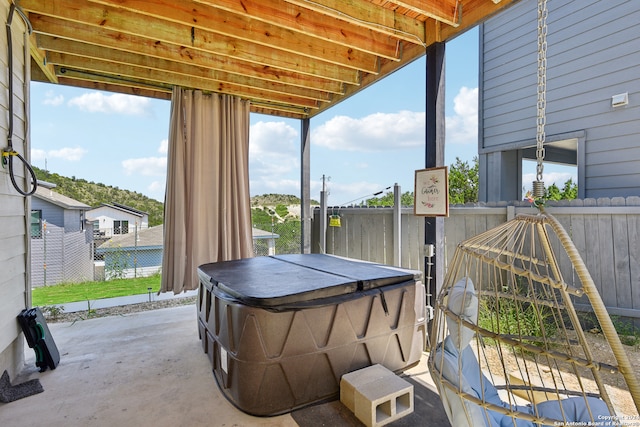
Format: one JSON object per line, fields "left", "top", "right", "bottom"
{"left": 21, "top": 0, "right": 515, "bottom": 119}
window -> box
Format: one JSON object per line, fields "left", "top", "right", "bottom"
{"left": 31, "top": 210, "right": 42, "bottom": 238}
{"left": 114, "top": 220, "right": 129, "bottom": 234}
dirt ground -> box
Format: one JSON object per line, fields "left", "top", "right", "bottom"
{"left": 43, "top": 296, "right": 198, "bottom": 324}
{"left": 479, "top": 330, "right": 640, "bottom": 421}
{"left": 581, "top": 331, "right": 640, "bottom": 419}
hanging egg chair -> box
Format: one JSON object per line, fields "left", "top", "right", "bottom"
{"left": 429, "top": 1, "right": 640, "bottom": 423}
{"left": 428, "top": 211, "right": 640, "bottom": 426}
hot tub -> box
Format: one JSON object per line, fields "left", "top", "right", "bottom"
{"left": 197, "top": 254, "right": 426, "bottom": 416}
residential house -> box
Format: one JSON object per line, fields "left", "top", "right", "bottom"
{"left": 30, "top": 182, "right": 94, "bottom": 287}
{"left": 96, "top": 226, "right": 280, "bottom": 279}
{"left": 252, "top": 227, "right": 281, "bottom": 256}
{"left": 479, "top": 0, "right": 640, "bottom": 201}
{"left": 96, "top": 224, "right": 164, "bottom": 280}
{"left": 86, "top": 203, "right": 149, "bottom": 239}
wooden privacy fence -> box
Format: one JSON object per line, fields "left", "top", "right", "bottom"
{"left": 311, "top": 196, "right": 640, "bottom": 321}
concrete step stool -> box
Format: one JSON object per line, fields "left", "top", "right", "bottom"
{"left": 340, "top": 364, "right": 414, "bottom": 427}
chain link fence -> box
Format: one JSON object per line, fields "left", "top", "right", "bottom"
{"left": 252, "top": 220, "right": 302, "bottom": 256}
{"left": 30, "top": 219, "right": 96, "bottom": 287}
{"left": 94, "top": 224, "right": 163, "bottom": 281}
{"left": 31, "top": 219, "right": 303, "bottom": 287}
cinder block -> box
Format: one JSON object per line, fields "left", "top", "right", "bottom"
{"left": 340, "top": 364, "right": 414, "bottom": 427}
{"left": 341, "top": 364, "right": 394, "bottom": 412}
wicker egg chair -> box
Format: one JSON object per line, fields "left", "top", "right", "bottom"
{"left": 428, "top": 212, "right": 640, "bottom": 427}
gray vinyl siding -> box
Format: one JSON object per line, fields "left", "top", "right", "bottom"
{"left": 32, "top": 197, "right": 64, "bottom": 227}
{"left": 30, "top": 199, "right": 94, "bottom": 287}
{"left": 64, "top": 208, "right": 83, "bottom": 232}
{"left": 0, "top": 0, "right": 29, "bottom": 379}
{"left": 481, "top": 0, "right": 640, "bottom": 198}
{"left": 30, "top": 199, "right": 63, "bottom": 287}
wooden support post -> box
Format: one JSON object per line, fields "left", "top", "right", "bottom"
{"left": 425, "top": 42, "right": 446, "bottom": 313}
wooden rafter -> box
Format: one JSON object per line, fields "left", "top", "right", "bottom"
{"left": 19, "top": 0, "right": 515, "bottom": 119}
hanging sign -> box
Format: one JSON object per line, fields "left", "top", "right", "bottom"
{"left": 329, "top": 214, "right": 341, "bottom": 227}
{"left": 414, "top": 166, "right": 449, "bottom": 217}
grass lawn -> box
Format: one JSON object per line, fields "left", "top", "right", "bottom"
{"left": 32, "top": 275, "right": 162, "bottom": 306}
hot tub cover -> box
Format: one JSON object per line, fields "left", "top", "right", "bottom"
{"left": 197, "top": 254, "right": 419, "bottom": 308}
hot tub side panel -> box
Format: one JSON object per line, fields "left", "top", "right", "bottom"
{"left": 198, "top": 280, "right": 426, "bottom": 416}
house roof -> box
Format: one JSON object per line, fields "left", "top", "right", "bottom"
{"left": 110, "top": 202, "right": 148, "bottom": 216}
{"left": 21, "top": 0, "right": 515, "bottom": 120}
{"left": 251, "top": 227, "right": 281, "bottom": 240}
{"left": 99, "top": 225, "right": 278, "bottom": 249}
{"left": 91, "top": 203, "right": 148, "bottom": 218}
{"left": 33, "top": 185, "right": 91, "bottom": 210}
{"left": 100, "top": 224, "right": 164, "bottom": 249}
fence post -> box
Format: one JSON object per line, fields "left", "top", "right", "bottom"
{"left": 393, "top": 183, "right": 401, "bottom": 266}
{"left": 319, "top": 190, "right": 327, "bottom": 253}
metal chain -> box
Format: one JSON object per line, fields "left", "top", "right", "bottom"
{"left": 533, "top": 0, "right": 548, "bottom": 198}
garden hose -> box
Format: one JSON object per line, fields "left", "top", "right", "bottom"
{"left": 4, "top": 3, "right": 37, "bottom": 196}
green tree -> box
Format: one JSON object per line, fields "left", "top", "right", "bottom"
{"left": 448, "top": 156, "right": 479, "bottom": 204}
{"left": 252, "top": 207, "right": 274, "bottom": 225}
{"left": 274, "top": 204, "right": 289, "bottom": 218}
{"left": 366, "top": 191, "right": 414, "bottom": 207}
{"left": 545, "top": 178, "right": 578, "bottom": 201}
{"left": 33, "top": 166, "right": 165, "bottom": 226}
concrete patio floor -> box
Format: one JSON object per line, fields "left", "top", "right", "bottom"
{"left": 0, "top": 304, "right": 449, "bottom": 427}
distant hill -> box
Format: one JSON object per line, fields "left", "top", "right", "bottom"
{"left": 33, "top": 167, "right": 165, "bottom": 227}
{"left": 251, "top": 193, "right": 319, "bottom": 206}
{"left": 33, "top": 169, "right": 317, "bottom": 227}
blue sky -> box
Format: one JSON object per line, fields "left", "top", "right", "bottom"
{"left": 30, "top": 27, "right": 574, "bottom": 205}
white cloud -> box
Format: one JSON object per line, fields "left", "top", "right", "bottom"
{"left": 31, "top": 148, "right": 47, "bottom": 161}
{"left": 158, "top": 139, "right": 168, "bottom": 154}
{"left": 445, "top": 86, "right": 478, "bottom": 145}
{"left": 312, "top": 111, "right": 425, "bottom": 152}
{"left": 68, "top": 92, "right": 152, "bottom": 116}
{"left": 523, "top": 171, "right": 576, "bottom": 190}
{"left": 147, "top": 180, "right": 166, "bottom": 201}
{"left": 42, "top": 91, "right": 64, "bottom": 106}
{"left": 122, "top": 157, "right": 167, "bottom": 176}
{"left": 36, "top": 147, "right": 88, "bottom": 161}
{"left": 310, "top": 86, "right": 477, "bottom": 154}
{"left": 249, "top": 121, "right": 299, "bottom": 176}
{"left": 250, "top": 121, "right": 298, "bottom": 154}
{"left": 148, "top": 180, "right": 166, "bottom": 193}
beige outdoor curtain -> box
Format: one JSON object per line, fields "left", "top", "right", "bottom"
{"left": 160, "top": 88, "right": 254, "bottom": 294}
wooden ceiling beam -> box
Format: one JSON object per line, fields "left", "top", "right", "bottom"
{"left": 202, "top": 0, "right": 407, "bottom": 55}
{"left": 39, "top": 72, "right": 308, "bottom": 117}
{"left": 95, "top": 0, "right": 404, "bottom": 61}
{"left": 38, "top": 35, "right": 336, "bottom": 103}
{"left": 28, "top": 32, "right": 58, "bottom": 83}
{"left": 392, "top": 0, "right": 460, "bottom": 27}
{"left": 26, "top": 14, "right": 363, "bottom": 86}
{"left": 441, "top": 0, "right": 515, "bottom": 39}
{"left": 50, "top": 74, "right": 173, "bottom": 99}
{"left": 30, "top": 15, "right": 354, "bottom": 90}
{"left": 250, "top": 103, "right": 310, "bottom": 119}
{"left": 47, "top": 52, "right": 325, "bottom": 109}
{"left": 284, "top": 0, "right": 426, "bottom": 45}
{"left": 22, "top": 0, "right": 380, "bottom": 74}
{"left": 21, "top": 0, "right": 514, "bottom": 118}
